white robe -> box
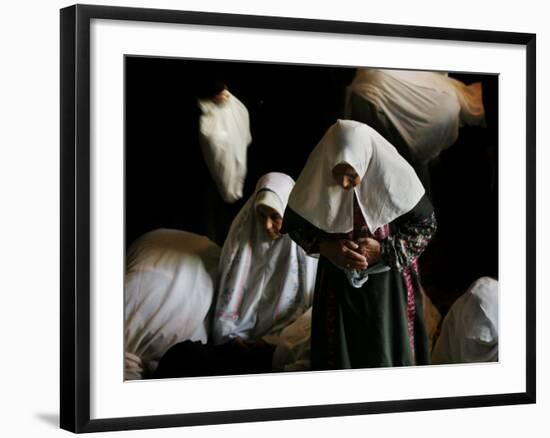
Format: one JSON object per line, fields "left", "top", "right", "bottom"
{"left": 212, "top": 173, "right": 318, "bottom": 345}
{"left": 124, "top": 229, "right": 220, "bottom": 379}
{"left": 346, "top": 69, "right": 486, "bottom": 163}
{"left": 432, "top": 277, "right": 499, "bottom": 364}
{"left": 198, "top": 91, "right": 252, "bottom": 203}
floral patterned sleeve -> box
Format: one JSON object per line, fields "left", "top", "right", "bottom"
{"left": 380, "top": 195, "right": 437, "bottom": 272}
{"left": 281, "top": 207, "right": 327, "bottom": 255}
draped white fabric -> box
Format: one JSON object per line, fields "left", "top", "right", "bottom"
{"left": 124, "top": 229, "right": 221, "bottom": 379}
{"left": 432, "top": 277, "right": 499, "bottom": 364}
{"left": 288, "top": 119, "right": 425, "bottom": 234}
{"left": 272, "top": 308, "right": 312, "bottom": 371}
{"left": 346, "top": 69, "right": 485, "bottom": 163}
{"left": 212, "top": 173, "right": 318, "bottom": 345}
{"left": 198, "top": 91, "right": 252, "bottom": 203}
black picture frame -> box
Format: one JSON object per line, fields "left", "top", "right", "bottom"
{"left": 60, "top": 3, "right": 536, "bottom": 433}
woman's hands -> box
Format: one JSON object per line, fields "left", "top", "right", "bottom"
{"left": 319, "top": 239, "right": 368, "bottom": 270}
{"left": 319, "top": 237, "right": 382, "bottom": 270}
{"left": 355, "top": 237, "right": 382, "bottom": 265}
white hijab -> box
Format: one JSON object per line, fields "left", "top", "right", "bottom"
{"left": 346, "top": 69, "right": 486, "bottom": 163}
{"left": 198, "top": 91, "right": 252, "bottom": 203}
{"left": 212, "top": 172, "right": 318, "bottom": 345}
{"left": 288, "top": 119, "right": 425, "bottom": 234}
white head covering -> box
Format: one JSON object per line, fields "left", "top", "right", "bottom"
{"left": 288, "top": 119, "right": 425, "bottom": 234}
{"left": 124, "top": 229, "right": 221, "bottom": 379}
{"left": 198, "top": 91, "right": 252, "bottom": 203}
{"left": 346, "top": 69, "right": 485, "bottom": 163}
{"left": 432, "top": 277, "right": 499, "bottom": 364}
{"left": 254, "top": 189, "right": 284, "bottom": 217}
{"left": 212, "top": 172, "right": 318, "bottom": 345}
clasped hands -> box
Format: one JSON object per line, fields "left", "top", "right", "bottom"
{"left": 319, "top": 237, "right": 382, "bottom": 270}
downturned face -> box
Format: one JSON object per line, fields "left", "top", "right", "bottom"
{"left": 256, "top": 204, "right": 283, "bottom": 240}
{"left": 332, "top": 163, "right": 361, "bottom": 190}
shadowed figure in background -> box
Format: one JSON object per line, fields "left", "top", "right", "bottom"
{"left": 197, "top": 79, "right": 252, "bottom": 245}
{"left": 345, "top": 68, "right": 485, "bottom": 194}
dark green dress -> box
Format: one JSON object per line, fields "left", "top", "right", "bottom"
{"left": 282, "top": 194, "right": 436, "bottom": 370}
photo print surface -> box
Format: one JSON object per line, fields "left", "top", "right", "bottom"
{"left": 124, "top": 56, "right": 498, "bottom": 381}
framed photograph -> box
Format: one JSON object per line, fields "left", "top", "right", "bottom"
{"left": 60, "top": 4, "right": 536, "bottom": 433}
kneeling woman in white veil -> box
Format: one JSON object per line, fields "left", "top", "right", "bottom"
{"left": 211, "top": 172, "right": 318, "bottom": 346}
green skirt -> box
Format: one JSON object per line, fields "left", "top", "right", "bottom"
{"left": 311, "top": 256, "right": 431, "bottom": 370}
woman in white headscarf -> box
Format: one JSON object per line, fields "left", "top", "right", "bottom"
{"left": 212, "top": 172, "right": 318, "bottom": 346}
{"left": 282, "top": 120, "right": 437, "bottom": 370}
{"left": 345, "top": 68, "right": 486, "bottom": 189}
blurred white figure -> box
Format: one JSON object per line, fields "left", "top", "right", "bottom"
{"left": 124, "top": 229, "right": 221, "bottom": 379}
{"left": 212, "top": 172, "right": 318, "bottom": 345}
{"left": 346, "top": 68, "right": 486, "bottom": 165}
{"left": 198, "top": 86, "right": 252, "bottom": 203}
{"left": 432, "top": 276, "right": 499, "bottom": 364}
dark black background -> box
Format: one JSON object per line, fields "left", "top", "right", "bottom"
{"left": 125, "top": 56, "right": 498, "bottom": 313}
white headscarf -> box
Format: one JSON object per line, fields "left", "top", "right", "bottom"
{"left": 346, "top": 69, "right": 486, "bottom": 163}
{"left": 288, "top": 119, "right": 425, "bottom": 234}
{"left": 124, "top": 229, "right": 221, "bottom": 379}
{"left": 212, "top": 172, "right": 318, "bottom": 345}
{"left": 198, "top": 91, "right": 252, "bottom": 203}
{"left": 432, "top": 277, "right": 499, "bottom": 364}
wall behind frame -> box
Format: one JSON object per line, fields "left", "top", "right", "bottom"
{"left": 1, "top": 0, "right": 544, "bottom": 437}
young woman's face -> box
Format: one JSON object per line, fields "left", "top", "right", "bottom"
{"left": 332, "top": 163, "right": 361, "bottom": 190}
{"left": 256, "top": 204, "right": 283, "bottom": 240}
